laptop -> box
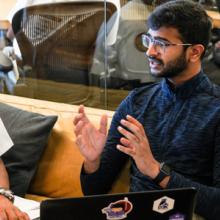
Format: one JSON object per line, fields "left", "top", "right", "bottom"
{"left": 40, "top": 187, "right": 197, "bottom": 220}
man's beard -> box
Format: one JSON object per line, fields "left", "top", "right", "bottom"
{"left": 148, "top": 51, "right": 188, "bottom": 78}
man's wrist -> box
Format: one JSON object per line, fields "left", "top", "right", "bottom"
{"left": 153, "top": 162, "right": 171, "bottom": 187}
{"left": 83, "top": 159, "right": 100, "bottom": 174}
{"left": 0, "top": 187, "right": 14, "bottom": 203}
{"left": 159, "top": 176, "right": 170, "bottom": 188}
{"left": 149, "top": 162, "right": 160, "bottom": 179}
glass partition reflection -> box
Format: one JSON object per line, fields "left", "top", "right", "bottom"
{"left": 1, "top": 0, "right": 219, "bottom": 110}
{"left": 6, "top": 1, "right": 120, "bottom": 110}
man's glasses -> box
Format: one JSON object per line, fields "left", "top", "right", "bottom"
{"left": 141, "top": 33, "right": 192, "bottom": 53}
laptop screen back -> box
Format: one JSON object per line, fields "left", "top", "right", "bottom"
{"left": 40, "top": 187, "right": 197, "bottom": 220}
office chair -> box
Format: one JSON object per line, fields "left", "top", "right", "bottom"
{"left": 11, "top": 1, "right": 117, "bottom": 104}
{"left": 91, "top": 1, "right": 157, "bottom": 90}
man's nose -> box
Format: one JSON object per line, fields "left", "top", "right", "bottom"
{"left": 146, "top": 44, "right": 158, "bottom": 57}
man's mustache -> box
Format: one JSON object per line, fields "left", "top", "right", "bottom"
{"left": 147, "top": 56, "right": 163, "bottom": 65}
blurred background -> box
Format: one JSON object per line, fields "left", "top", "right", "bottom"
{"left": 0, "top": 0, "right": 219, "bottom": 110}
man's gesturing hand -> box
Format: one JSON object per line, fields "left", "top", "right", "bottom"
{"left": 116, "top": 115, "right": 160, "bottom": 179}
{"left": 73, "top": 105, "right": 108, "bottom": 173}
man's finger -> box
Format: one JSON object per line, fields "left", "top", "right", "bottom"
{"left": 0, "top": 208, "right": 7, "bottom": 220}
{"left": 117, "top": 126, "right": 139, "bottom": 143}
{"left": 77, "top": 105, "right": 89, "bottom": 123}
{"left": 14, "top": 207, "right": 30, "bottom": 220}
{"left": 120, "top": 137, "right": 132, "bottom": 148}
{"left": 78, "top": 105, "right": 84, "bottom": 114}
{"left": 126, "top": 115, "right": 145, "bottom": 136}
{"left": 4, "top": 207, "right": 17, "bottom": 220}
{"left": 74, "top": 120, "right": 85, "bottom": 136}
{"left": 99, "top": 114, "right": 108, "bottom": 135}
{"left": 116, "top": 144, "right": 135, "bottom": 156}
{"left": 73, "top": 113, "right": 83, "bottom": 125}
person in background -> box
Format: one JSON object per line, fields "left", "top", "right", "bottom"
{"left": 90, "top": 0, "right": 168, "bottom": 89}
{"left": 213, "top": 40, "right": 220, "bottom": 65}
{"left": 213, "top": 0, "right": 220, "bottom": 66}
{"left": 74, "top": 0, "right": 220, "bottom": 219}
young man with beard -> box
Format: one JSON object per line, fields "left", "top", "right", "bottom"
{"left": 74, "top": 0, "right": 220, "bottom": 219}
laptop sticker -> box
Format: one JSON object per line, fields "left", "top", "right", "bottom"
{"left": 101, "top": 197, "right": 133, "bottom": 220}
{"left": 153, "top": 196, "right": 175, "bottom": 214}
{"left": 169, "top": 213, "right": 185, "bottom": 220}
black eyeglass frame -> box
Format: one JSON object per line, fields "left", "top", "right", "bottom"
{"left": 141, "top": 33, "right": 192, "bottom": 53}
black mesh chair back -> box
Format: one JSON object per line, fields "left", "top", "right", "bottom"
{"left": 12, "top": 2, "right": 116, "bottom": 104}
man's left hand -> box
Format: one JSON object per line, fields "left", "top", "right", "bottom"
{"left": 117, "top": 115, "right": 160, "bottom": 179}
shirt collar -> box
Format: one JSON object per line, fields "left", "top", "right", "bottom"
{"left": 161, "top": 71, "right": 212, "bottom": 99}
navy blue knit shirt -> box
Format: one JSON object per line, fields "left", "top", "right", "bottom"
{"left": 81, "top": 71, "right": 220, "bottom": 220}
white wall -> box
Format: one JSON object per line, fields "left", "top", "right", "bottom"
{"left": 0, "top": 0, "right": 16, "bottom": 20}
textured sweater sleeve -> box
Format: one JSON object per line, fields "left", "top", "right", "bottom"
{"left": 167, "top": 172, "right": 220, "bottom": 220}
{"left": 167, "top": 119, "right": 220, "bottom": 220}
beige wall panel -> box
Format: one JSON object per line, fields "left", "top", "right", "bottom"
{"left": 0, "top": 0, "right": 16, "bottom": 20}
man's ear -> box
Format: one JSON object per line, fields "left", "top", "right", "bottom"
{"left": 188, "top": 44, "right": 205, "bottom": 62}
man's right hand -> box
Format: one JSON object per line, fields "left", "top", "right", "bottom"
{"left": 0, "top": 195, "right": 29, "bottom": 220}
{"left": 73, "top": 105, "right": 108, "bottom": 173}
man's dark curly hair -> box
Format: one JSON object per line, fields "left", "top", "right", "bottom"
{"left": 147, "top": 0, "right": 212, "bottom": 57}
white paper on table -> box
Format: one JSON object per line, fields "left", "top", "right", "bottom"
{"left": 0, "top": 118, "right": 14, "bottom": 156}
{"left": 14, "top": 195, "right": 40, "bottom": 220}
